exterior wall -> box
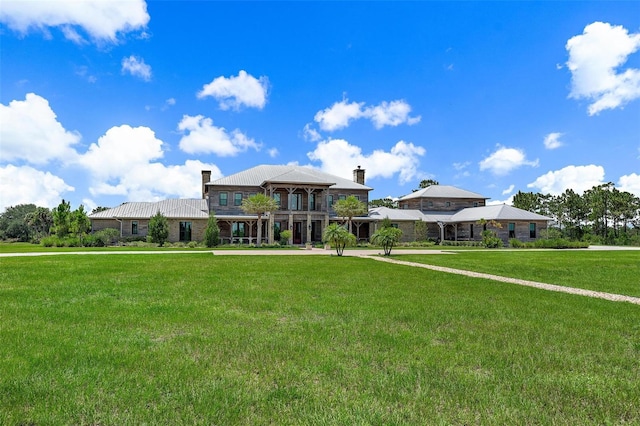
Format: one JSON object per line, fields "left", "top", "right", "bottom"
{"left": 91, "top": 219, "right": 121, "bottom": 233}
{"left": 399, "top": 197, "right": 485, "bottom": 212}
{"left": 453, "top": 220, "right": 548, "bottom": 244}
{"left": 167, "top": 219, "right": 208, "bottom": 243}
{"left": 91, "top": 218, "right": 207, "bottom": 242}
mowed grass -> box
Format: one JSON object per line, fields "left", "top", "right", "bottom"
{"left": 399, "top": 250, "right": 640, "bottom": 298}
{"left": 1, "top": 254, "right": 639, "bottom": 424}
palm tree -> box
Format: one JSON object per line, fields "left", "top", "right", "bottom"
{"left": 322, "top": 223, "right": 356, "bottom": 256}
{"left": 241, "top": 193, "right": 279, "bottom": 247}
{"left": 371, "top": 227, "right": 403, "bottom": 256}
{"left": 333, "top": 195, "right": 367, "bottom": 234}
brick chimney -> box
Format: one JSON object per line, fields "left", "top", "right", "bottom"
{"left": 353, "top": 166, "right": 365, "bottom": 185}
{"left": 201, "top": 170, "right": 211, "bottom": 199}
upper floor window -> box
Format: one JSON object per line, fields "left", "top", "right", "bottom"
{"left": 473, "top": 202, "right": 479, "bottom": 207}
{"left": 427, "top": 201, "right": 434, "bottom": 208}
{"left": 219, "top": 192, "right": 228, "bottom": 206}
{"left": 309, "top": 193, "right": 316, "bottom": 211}
{"left": 273, "top": 193, "right": 281, "bottom": 208}
{"left": 445, "top": 201, "right": 451, "bottom": 207}
{"left": 352, "top": 195, "right": 360, "bottom": 201}
{"left": 328, "top": 195, "right": 334, "bottom": 206}
{"left": 339, "top": 195, "right": 346, "bottom": 201}
{"left": 234, "top": 193, "right": 242, "bottom": 206}
{"left": 290, "top": 193, "right": 302, "bottom": 210}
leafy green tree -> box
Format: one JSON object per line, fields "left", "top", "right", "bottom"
{"left": 333, "top": 195, "right": 367, "bottom": 233}
{"left": 0, "top": 204, "right": 37, "bottom": 241}
{"left": 204, "top": 213, "right": 220, "bottom": 247}
{"left": 279, "top": 229, "right": 292, "bottom": 245}
{"left": 371, "top": 226, "right": 403, "bottom": 256}
{"left": 70, "top": 205, "right": 91, "bottom": 243}
{"left": 26, "top": 207, "right": 53, "bottom": 240}
{"left": 52, "top": 199, "right": 72, "bottom": 238}
{"left": 369, "top": 198, "right": 397, "bottom": 209}
{"left": 477, "top": 218, "right": 503, "bottom": 248}
{"left": 241, "top": 193, "right": 279, "bottom": 247}
{"left": 419, "top": 179, "right": 439, "bottom": 188}
{"left": 323, "top": 223, "right": 356, "bottom": 256}
{"left": 91, "top": 206, "right": 110, "bottom": 214}
{"left": 148, "top": 211, "right": 169, "bottom": 246}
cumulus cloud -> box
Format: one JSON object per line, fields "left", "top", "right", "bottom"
{"left": 177, "top": 115, "right": 261, "bottom": 157}
{"left": 121, "top": 55, "right": 152, "bottom": 81}
{"left": 544, "top": 132, "right": 564, "bottom": 150}
{"left": 502, "top": 184, "right": 515, "bottom": 195}
{"left": 566, "top": 22, "right": 640, "bottom": 115}
{"left": 479, "top": 145, "right": 539, "bottom": 176}
{"left": 527, "top": 165, "right": 605, "bottom": 195}
{"left": 197, "top": 70, "right": 268, "bottom": 110}
{"left": 77, "top": 125, "right": 222, "bottom": 200}
{"left": 302, "top": 123, "right": 322, "bottom": 142}
{"left": 314, "top": 98, "right": 421, "bottom": 131}
{"left": 618, "top": 173, "right": 640, "bottom": 197}
{"left": 0, "top": 93, "right": 81, "bottom": 165}
{"left": 307, "top": 138, "right": 426, "bottom": 184}
{"left": 0, "top": 165, "right": 74, "bottom": 212}
{"left": 314, "top": 99, "right": 365, "bottom": 131}
{"left": 0, "top": 0, "right": 149, "bottom": 42}
{"left": 268, "top": 148, "right": 279, "bottom": 158}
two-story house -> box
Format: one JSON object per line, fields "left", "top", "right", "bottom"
{"left": 204, "top": 165, "right": 372, "bottom": 244}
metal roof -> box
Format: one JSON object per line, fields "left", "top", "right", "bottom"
{"left": 207, "top": 164, "right": 372, "bottom": 190}
{"left": 399, "top": 185, "right": 487, "bottom": 201}
{"left": 450, "top": 204, "right": 551, "bottom": 222}
{"left": 89, "top": 199, "right": 209, "bottom": 219}
{"left": 369, "top": 206, "right": 426, "bottom": 221}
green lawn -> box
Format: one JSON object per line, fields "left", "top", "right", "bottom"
{"left": 1, "top": 254, "right": 639, "bottom": 424}
{"left": 399, "top": 250, "right": 640, "bottom": 298}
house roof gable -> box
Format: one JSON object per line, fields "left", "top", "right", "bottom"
{"left": 399, "top": 185, "right": 487, "bottom": 201}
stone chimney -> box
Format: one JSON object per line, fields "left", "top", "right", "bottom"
{"left": 353, "top": 166, "right": 365, "bottom": 185}
{"left": 201, "top": 170, "right": 211, "bottom": 199}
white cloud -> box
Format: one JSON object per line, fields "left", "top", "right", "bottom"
{"left": 121, "top": 55, "right": 151, "bottom": 81}
{"left": 302, "top": 123, "right": 322, "bottom": 142}
{"left": 197, "top": 70, "right": 268, "bottom": 110}
{"left": 268, "top": 148, "right": 279, "bottom": 158}
{"left": 79, "top": 125, "right": 164, "bottom": 180}
{"left": 314, "top": 98, "right": 421, "bottom": 131}
{"left": 618, "top": 173, "right": 640, "bottom": 197}
{"left": 0, "top": 93, "right": 81, "bottom": 165}
{"left": 566, "top": 22, "right": 640, "bottom": 115}
{"left": 0, "top": 165, "right": 74, "bottom": 212}
{"left": 527, "top": 165, "right": 605, "bottom": 195}
{"left": 502, "top": 184, "right": 515, "bottom": 195}
{"left": 177, "top": 115, "right": 261, "bottom": 157}
{"left": 365, "top": 100, "right": 421, "bottom": 129}
{"left": 479, "top": 145, "right": 539, "bottom": 176}
{"left": 307, "top": 138, "right": 426, "bottom": 184}
{"left": 487, "top": 195, "right": 515, "bottom": 206}
{"left": 544, "top": 132, "right": 564, "bottom": 150}
{"left": 314, "top": 99, "right": 365, "bottom": 131}
{"left": 78, "top": 124, "right": 223, "bottom": 200}
{"left": 0, "top": 0, "right": 149, "bottom": 42}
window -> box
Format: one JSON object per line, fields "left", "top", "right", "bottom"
{"left": 309, "top": 193, "right": 316, "bottom": 211}
{"left": 352, "top": 195, "right": 360, "bottom": 201}
{"left": 273, "top": 222, "right": 281, "bottom": 240}
{"left": 290, "top": 193, "right": 302, "bottom": 210}
{"left": 232, "top": 222, "right": 246, "bottom": 237}
{"left": 508, "top": 223, "right": 515, "bottom": 239}
{"left": 131, "top": 221, "right": 138, "bottom": 235}
{"left": 391, "top": 223, "right": 399, "bottom": 228}
{"left": 427, "top": 201, "right": 434, "bottom": 208}
{"left": 339, "top": 194, "right": 346, "bottom": 201}
{"left": 328, "top": 195, "right": 334, "bottom": 206}
{"left": 219, "top": 192, "right": 228, "bottom": 206}
{"left": 445, "top": 201, "right": 451, "bottom": 207}
{"left": 179, "top": 221, "right": 192, "bottom": 241}
{"left": 234, "top": 193, "right": 242, "bottom": 206}
{"left": 530, "top": 223, "right": 536, "bottom": 238}
{"left": 470, "top": 223, "right": 474, "bottom": 238}
{"left": 473, "top": 202, "right": 479, "bottom": 207}
{"left": 273, "top": 193, "right": 281, "bottom": 208}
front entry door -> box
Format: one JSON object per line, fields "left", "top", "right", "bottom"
{"left": 293, "top": 222, "right": 302, "bottom": 244}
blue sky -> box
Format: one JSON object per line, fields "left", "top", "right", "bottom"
{"left": 1, "top": 1, "right": 639, "bottom": 212}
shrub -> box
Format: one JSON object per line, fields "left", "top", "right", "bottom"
{"left": 509, "top": 239, "right": 525, "bottom": 248}
{"left": 280, "top": 230, "right": 292, "bottom": 245}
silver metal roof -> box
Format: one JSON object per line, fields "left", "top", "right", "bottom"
{"left": 450, "top": 204, "right": 551, "bottom": 222}
{"left": 208, "top": 165, "right": 372, "bottom": 190}
{"left": 369, "top": 206, "right": 426, "bottom": 221}
{"left": 89, "top": 199, "right": 209, "bottom": 219}
{"left": 399, "top": 185, "right": 487, "bottom": 201}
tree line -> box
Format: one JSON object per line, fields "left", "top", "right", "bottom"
{"left": 513, "top": 183, "right": 640, "bottom": 245}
